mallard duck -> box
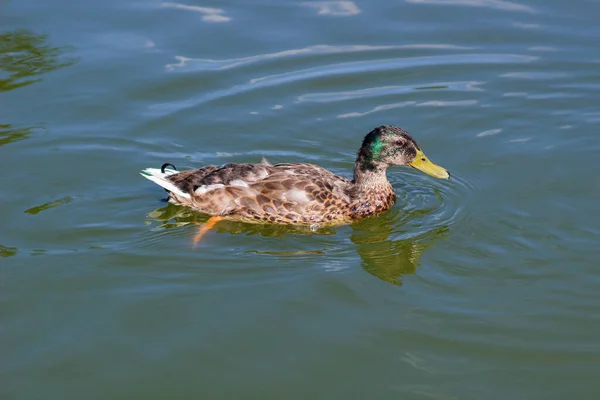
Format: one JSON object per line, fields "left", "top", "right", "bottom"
{"left": 141, "top": 125, "right": 449, "bottom": 241}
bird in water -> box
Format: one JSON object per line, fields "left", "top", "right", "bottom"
{"left": 141, "top": 125, "right": 449, "bottom": 244}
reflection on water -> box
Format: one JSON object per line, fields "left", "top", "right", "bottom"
{"left": 146, "top": 204, "right": 338, "bottom": 237}
{"left": 1, "top": 29, "right": 76, "bottom": 148}
{"left": 145, "top": 203, "right": 447, "bottom": 285}
{"left": 350, "top": 213, "right": 448, "bottom": 285}
{"left": 4, "top": 0, "right": 600, "bottom": 396}
{"left": 0, "top": 123, "right": 44, "bottom": 147}
{"left": 24, "top": 196, "right": 73, "bottom": 215}
{"left": 0, "top": 29, "right": 76, "bottom": 92}
{"left": 0, "top": 244, "right": 18, "bottom": 258}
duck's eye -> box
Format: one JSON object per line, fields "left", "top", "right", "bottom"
{"left": 396, "top": 140, "right": 404, "bottom": 146}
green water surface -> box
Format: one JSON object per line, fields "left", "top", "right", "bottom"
{"left": 2, "top": 0, "right": 600, "bottom": 399}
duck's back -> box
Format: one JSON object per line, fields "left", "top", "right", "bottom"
{"left": 163, "top": 161, "right": 354, "bottom": 225}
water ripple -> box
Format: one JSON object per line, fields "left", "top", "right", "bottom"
{"left": 476, "top": 128, "right": 503, "bottom": 137}
{"left": 416, "top": 99, "right": 477, "bottom": 107}
{"left": 159, "top": 2, "right": 231, "bottom": 23}
{"left": 165, "top": 44, "right": 475, "bottom": 72}
{"left": 299, "top": 81, "right": 483, "bottom": 103}
{"left": 338, "top": 102, "right": 416, "bottom": 119}
{"left": 500, "top": 72, "right": 568, "bottom": 79}
{"left": 392, "top": 170, "right": 475, "bottom": 235}
{"left": 406, "top": 0, "right": 535, "bottom": 13}
{"left": 337, "top": 99, "right": 478, "bottom": 118}
{"left": 301, "top": 1, "right": 361, "bottom": 16}
{"left": 151, "top": 53, "right": 534, "bottom": 116}
{"left": 249, "top": 54, "right": 536, "bottom": 85}
{"left": 347, "top": 170, "right": 475, "bottom": 284}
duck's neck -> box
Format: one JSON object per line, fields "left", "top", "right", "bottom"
{"left": 349, "top": 158, "right": 395, "bottom": 215}
{"left": 352, "top": 159, "right": 392, "bottom": 192}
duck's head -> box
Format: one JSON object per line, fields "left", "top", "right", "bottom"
{"left": 356, "top": 125, "right": 449, "bottom": 179}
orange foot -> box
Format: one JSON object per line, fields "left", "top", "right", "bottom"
{"left": 193, "top": 216, "right": 222, "bottom": 247}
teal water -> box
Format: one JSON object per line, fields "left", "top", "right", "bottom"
{"left": 2, "top": 0, "right": 600, "bottom": 398}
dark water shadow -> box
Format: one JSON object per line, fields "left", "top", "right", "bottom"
{"left": 24, "top": 196, "right": 73, "bottom": 215}
{"left": 0, "top": 244, "right": 18, "bottom": 258}
{"left": 1, "top": 29, "right": 77, "bottom": 147}
{"left": 0, "top": 123, "right": 45, "bottom": 148}
{"left": 0, "top": 29, "right": 77, "bottom": 92}
{"left": 145, "top": 204, "right": 447, "bottom": 285}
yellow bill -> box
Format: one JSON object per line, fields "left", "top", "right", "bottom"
{"left": 408, "top": 149, "right": 450, "bottom": 179}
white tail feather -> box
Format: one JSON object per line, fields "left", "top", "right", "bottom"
{"left": 140, "top": 168, "right": 191, "bottom": 199}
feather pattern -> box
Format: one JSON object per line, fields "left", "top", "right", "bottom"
{"left": 141, "top": 125, "right": 449, "bottom": 226}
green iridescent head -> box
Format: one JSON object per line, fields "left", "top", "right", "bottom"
{"left": 356, "top": 125, "right": 449, "bottom": 179}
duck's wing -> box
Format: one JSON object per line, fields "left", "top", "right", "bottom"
{"left": 147, "top": 162, "right": 274, "bottom": 212}
{"left": 143, "top": 162, "right": 352, "bottom": 222}
{"left": 220, "top": 163, "right": 352, "bottom": 223}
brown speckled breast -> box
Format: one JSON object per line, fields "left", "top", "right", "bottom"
{"left": 347, "top": 188, "right": 396, "bottom": 221}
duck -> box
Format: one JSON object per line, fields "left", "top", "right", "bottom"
{"left": 141, "top": 125, "right": 449, "bottom": 242}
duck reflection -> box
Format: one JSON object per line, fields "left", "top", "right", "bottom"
{"left": 349, "top": 212, "right": 448, "bottom": 285}
{"left": 146, "top": 204, "right": 447, "bottom": 285}
{"left": 1, "top": 29, "right": 76, "bottom": 92}
{"left": 146, "top": 203, "right": 338, "bottom": 237}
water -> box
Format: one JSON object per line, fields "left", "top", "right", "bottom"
{"left": 2, "top": 0, "right": 600, "bottom": 398}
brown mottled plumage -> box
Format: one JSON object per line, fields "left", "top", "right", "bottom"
{"left": 141, "top": 125, "right": 449, "bottom": 226}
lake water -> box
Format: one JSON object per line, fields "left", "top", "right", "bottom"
{"left": 2, "top": 0, "right": 600, "bottom": 398}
